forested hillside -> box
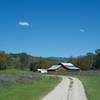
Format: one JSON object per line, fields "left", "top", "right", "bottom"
{"left": 0, "top": 51, "right": 57, "bottom": 71}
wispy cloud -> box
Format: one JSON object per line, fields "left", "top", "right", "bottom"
{"left": 19, "top": 21, "right": 30, "bottom": 27}
{"left": 80, "top": 28, "right": 85, "bottom": 33}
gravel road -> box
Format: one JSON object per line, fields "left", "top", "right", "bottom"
{"left": 41, "top": 76, "right": 87, "bottom": 100}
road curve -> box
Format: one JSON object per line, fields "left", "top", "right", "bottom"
{"left": 41, "top": 76, "right": 87, "bottom": 100}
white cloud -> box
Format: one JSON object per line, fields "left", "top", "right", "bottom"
{"left": 19, "top": 21, "right": 30, "bottom": 27}
{"left": 80, "top": 28, "right": 85, "bottom": 33}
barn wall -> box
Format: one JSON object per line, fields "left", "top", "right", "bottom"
{"left": 57, "top": 66, "right": 66, "bottom": 72}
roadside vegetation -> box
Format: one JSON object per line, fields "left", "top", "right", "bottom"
{"left": 0, "top": 69, "right": 61, "bottom": 100}
{"left": 66, "top": 71, "right": 100, "bottom": 100}
{"left": 76, "top": 75, "right": 100, "bottom": 100}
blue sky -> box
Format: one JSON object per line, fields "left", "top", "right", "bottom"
{"left": 0, "top": 0, "right": 100, "bottom": 57}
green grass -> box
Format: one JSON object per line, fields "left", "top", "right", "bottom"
{"left": 0, "top": 69, "right": 32, "bottom": 74}
{"left": 0, "top": 69, "right": 61, "bottom": 100}
{"left": 76, "top": 75, "right": 100, "bottom": 100}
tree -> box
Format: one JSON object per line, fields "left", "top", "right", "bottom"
{"left": 86, "top": 52, "right": 94, "bottom": 69}
{"left": 67, "top": 53, "right": 95, "bottom": 70}
{"left": 95, "top": 49, "right": 100, "bottom": 56}
{"left": 93, "top": 49, "right": 100, "bottom": 69}
{"left": 18, "top": 53, "right": 29, "bottom": 69}
{"left": 0, "top": 51, "right": 7, "bottom": 70}
{"left": 29, "top": 62, "right": 39, "bottom": 71}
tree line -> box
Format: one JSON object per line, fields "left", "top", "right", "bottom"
{"left": 0, "top": 51, "right": 57, "bottom": 71}
{"left": 0, "top": 49, "right": 100, "bottom": 71}
{"left": 67, "top": 49, "right": 100, "bottom": 70}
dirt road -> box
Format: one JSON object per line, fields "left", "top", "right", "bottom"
{"left": 41, "top": 76, "right": 87, "bottom": 100}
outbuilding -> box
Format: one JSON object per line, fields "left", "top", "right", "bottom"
{"left": 48, "top": 62, "right": 80, "bottom": 72}
{"left": 37, "top": 69, "right": 47, "bottom": 73}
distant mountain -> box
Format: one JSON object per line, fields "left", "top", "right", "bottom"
{"left": 47, "top": 57, "right": 68, "bottom": 62}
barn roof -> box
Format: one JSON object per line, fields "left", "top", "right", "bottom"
{"left": 59, "top": 62, "right": 80, "bottom": 70}
{"left": 66, "top": 66, "right": 80, "bottom": 70}
{"left": 60, "top": 62, "right": 74, "bottom": 66}
{"left": 48, "top": 62, "right": 80, "bottom": 71}
{"left": 48, "top": 65, "right": 61, "bottom": 70}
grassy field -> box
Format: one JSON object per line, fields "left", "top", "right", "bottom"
{"left": 0, "top": 69, "right": 33, "bottom": 74}
{"left": 0, "top": 70, "right": 99, "bottom": 100}
{"left": 76, "top": 75, "right": 100, "bottom": 100}
{"left": 0, "top": 69, "right": 61, "bottom": 100}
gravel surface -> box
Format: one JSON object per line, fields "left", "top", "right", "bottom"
{"left": 41, "top": 76, "right": 87, "bottom": 100}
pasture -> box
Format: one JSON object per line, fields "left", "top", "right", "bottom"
{"left": 0, "top": 69, "right": 61, "bottom": 100}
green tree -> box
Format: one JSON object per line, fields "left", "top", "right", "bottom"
{"left": 29, "top": 62, "right": 39, "bottom": 71}
{"left": 0, "top": 51, "right": 7, "bottom": 70}
{"left": 18, "top": 53, "right": 29, "bottom": 69}
{"left": 93, "top": 49, "right": 100, "bottom": 69}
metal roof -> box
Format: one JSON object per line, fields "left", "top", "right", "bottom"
{"left": 60, "top": 62, "right": 80, "bottom": 70}
{"left": 48, "top": 65, "right": 61, "bottom": 70}
{"left": 60, "top": 62, "right": 74, "bottom": 66}
{"left": 48, "top": 62, "right": 80, "bottom": 70}
{"left": 66, "top": 66, "right": 80, "bottom": 70}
